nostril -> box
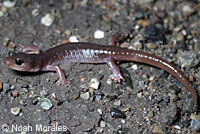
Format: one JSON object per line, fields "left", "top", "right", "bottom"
{"left": 3, "top": 59, "right": 10, "bottom": 65}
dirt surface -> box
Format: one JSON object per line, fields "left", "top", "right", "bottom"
{"left": 0, "top": 0, "right": 200, "bottom": 134}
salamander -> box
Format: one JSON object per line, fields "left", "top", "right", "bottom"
{"left": 3, "top": 35, "right": 198, "bottom": 108}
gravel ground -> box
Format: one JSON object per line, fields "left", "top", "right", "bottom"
{"left": 0, "top": 0, "right": 200, "bottom": 134}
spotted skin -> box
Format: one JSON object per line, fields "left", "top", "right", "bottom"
{"left": 4, "top": 42, "right": 198, "bottom": 108}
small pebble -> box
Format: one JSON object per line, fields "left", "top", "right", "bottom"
{"left": 21, "top": 131, "right": 27, "bottom": 134}
{"left": 121, "top": 119, "right": 126, "bottom": 124}
{"left": 1, "top": 6, "right": 8, "bottom": 13}
{"left": 51, "top": 93, "right": 56, "bottom": 98}
{"left": 178, "top": 51, "right": 198, "bottom": 68}
{"left": 114, "top": 100, "right": 121, "bottom": 106}
{"left": 122, "top": 107, "right": 130, "bottom": 112}
{"left": 176, "top": 33, "right": 185, "bottom": 41}
{"left": 173, "top": 125, "right": 181, "bottom": 132}
{"left": 149, "top": 76, "right": 155, "bottom": 81}
{"left": 139, "top": 81, "right": 145, "bottom": 88}
{"left": 120, "top": 42, "right": 129, "bottom": 48}
{"left": 19, "top": 99, "right": 26, "bottom": 106}
{"left": 39, "top": 98, "right": 53, "bottom": 110}
{"left": 3, "top": 1, "right": 16, "bottom": 8}
{"left": 32, "top": 9, "right": 39, "bottom": 16}
{"left": 170, "top": 94, "right": 179, "bottom": 102}
{"left": 168, "top": 85, "right": 181, "bottom": 94}
{"left": 0, "top": 11, "right": 4, "bottom": 17}
{"left": 3, "top": 38, "right": 10, "bottom": 46}
{"left": 89, "top": 78, "right": 100, "bottom": 89}
{"left": 69, "top": 36, "right": 79, "bottom": 42}
{"left": 137, "top": 19, "right": 149, "bottom": 27}
{"left": 32, "top": 97, "right": 39, "bottom": 105}
{"left": 106, "top": 79, "right": 112, "bottom": 85}
{"left": 80, "top": 92, "right": 90, "bottom": 100}
{"left": 94, "top": 30, "right": 104, "bottom": 39}
{"left": 10, "top": 85, "right": 15, "bottom": 90}
{"left": 40, "top": 90, "right": 48, "bottom": 97}
{"left": 8, "top": 42, "right": 16, "bottom": 50}
{"left": 135, "top": 12, "right": 145, "bottom": 20}
{"left": 19, "top": 113, "right": 23, "bottom": 116}
{"left": 11, "top": 107, "right": 21, "bottom": 116}
{"left": 190, "top": 119, "right": 200, "bottom": 131}
{"left": 144, "top": 25, "right": 164, "bottom": 43}
{"left": 3, "top": 83, "right": 9, "bottom": 92}
{"left": 74, "top": 92, "right": 80, "bottom": 99}
{"left": 89, "top": 87, "right": 94, "bottom": 94}
{"left": 11, "top": 90, "right": 18, "bottom": 97}
{"left": 146, "top": 42, "right": 157, "bottom": 49}
{"left": 182, "top": 3, "right": 195, "bottom": 16}
{"left": 146, "top": 111, "right": 154, "bottom": 118}
{"left": 191, "top": 114, "right": 200, "bottom": 120}
{"left": 110, "top": 107, "right": 126, "bottom": 119}
{"left": 21, "top": 84, "right": 29, "bottom": 88}
{"left": 133, "top": 41, "right": 143, "bottom": 49}
{"left": 131, "top": 64, "right": 138, "bottom": 70}
{"left": 21, "top": 88, "right": 28, "bottom": 93}
{"left": 95, "top": 95, "right": 102, "bottom": 101}
{"left": 41, "top": 14, "right": 55, "bottom": 26}
{"left": 174, "top": 26, "right": 182, "bottom": 32}
{"left": 152, "top": 125, "right": 163, "bottom": 134}
{"left": 64, "top": 29, "right": 71, "bottom": 36}
{"left": 137, "top": 92, "right": 142, "bottom": 98}
{"left": 89, "top": 95, "right": 95, "bottom": 102}
{"left": 100, "top": 121, "right": 106, "bottom": 128}
{"left": 156, "top": 96, "right": 163, "bottom": 102}
{"left": 0, "top": 80, "right": 2, "bottom": 91}
{"left": 97, "top": 109, "right": 103, "bottom": 115}
{"left": 181, "top": 30, "right": 187, "bottom": 36}
{"left": 149, "top": 14, "right": 160, "bottom": 25}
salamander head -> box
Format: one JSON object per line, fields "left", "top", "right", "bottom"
{"left": 4, "top": 52, "right": 41, "bottom": 72}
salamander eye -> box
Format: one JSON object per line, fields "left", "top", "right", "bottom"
{"left": 15, "top": 58, "right": 23, "bottom": 65}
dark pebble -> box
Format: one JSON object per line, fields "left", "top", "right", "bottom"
{"left": 158, "top": 70, "right": 169, "bottom": 78}
{"left": 181, "top": 119, "right": 190, "bottom": 127}
{"left": 32, "top": 97, "right": 39, "bottom": 105}
{"left": 144, "top": 25, "right": 164, "bottom": 43}
{"left": 135, "top": 12, "right": 145, "bottom": 20}
{"left": 163, "top": 96, "right": 170, "bottom": 103}
{"left": 149, "top": 15, "right": 161, "bottom": 25}
{"left": 120, "top": 67, "right": 133, "bottom": 89}
{"left": 106, "top": 94, "right": 117, "bottom": 101}
{"left": 89, "top": 95, "right": 95, "bottom": 102}
{"left": 56, "top": 99, "right": 63, "bottom": 106}
{"left": 110, "top": 107, "right": 126, "bottom": 119}
{"left": 21, "top": 84, "right": 29, "bottom": 88}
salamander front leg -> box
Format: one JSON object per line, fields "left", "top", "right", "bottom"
{"left": 108, "top": 34, "right": 122, "bottom": 46}
{"left": 19, "top": 45, "right": 40, "bottom": 54}
{"left": 46, "top": 65, "right": 67, "bottom": 85}
{"left": 108, "top": 33, "right": 129, "bottom": 46}
{"left": 107, "top": 60, "right": 125, "bottom": 83}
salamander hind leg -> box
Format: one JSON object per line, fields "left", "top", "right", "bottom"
{"left": 19, "top": 45, "right": 40, "bottom": 54}
{"left": 46, "top": 65, "right": 67, "bottom": 85}
{"left": 107, "top": 59, "right": 125, "bottom": 83}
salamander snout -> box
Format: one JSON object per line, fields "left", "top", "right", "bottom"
{"left": 4, "top": 57, "right": 13, "bottom": 66}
